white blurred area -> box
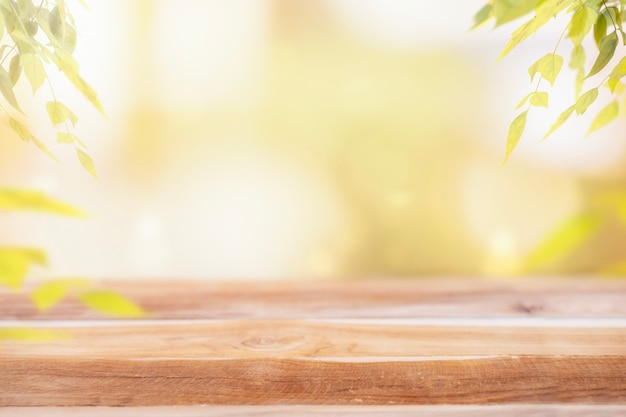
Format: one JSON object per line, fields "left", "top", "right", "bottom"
{"left": 1, "top": 0, "right": 625, "bottom": 280}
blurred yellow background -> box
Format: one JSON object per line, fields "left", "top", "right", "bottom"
{"left": 1, "top": 0, "right": 625, "bottom": 280}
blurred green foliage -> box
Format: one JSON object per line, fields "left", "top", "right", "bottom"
{"left": 0, "top": 1, "right": 143, "bottom": 344}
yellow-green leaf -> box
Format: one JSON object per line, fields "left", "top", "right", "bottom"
{"left": 76, "top": 149, "right": 97, "bottom": 179}
{"left": 543, "top": 105, "right": 575, "bottom": 140}
{"left": 0, "top": 188, "right": 86, "bottom": 216}
{"left": 79, "top": 290, "right": 146, "bottom": 318}
{"left": 9, "top": 54, "right": 21, "bottom": 85}
{"left": 594, "top": 13, "right": 607, "bottom": 47}
{"left": 57, "top": 132, "right": 75, "bottom": 143}
{"left": 575, "top": 68, "right": 584, "bottom": 98}
{"left": 574, "top": 88, "right": 598, "bottom": 115}
{"left": 528, "top": 53, "right": 563, "bottom": 86}
{"left": 472, "top": 4, "right": 494, "bottom": 29}
{"left": 568, "top": 6, "right": 597, "bottom": 46}
{"left": 504, "top": 111, "right": 527, "bottom": 163}
{"left": 499, "top": 0, "right": 575, "bottom": 58}
{"left": 0, "top": 248, "right": 47, "bottom": 290}
{"left": 72, "top": 75, "right": 106, "bottom": 117}
{"left": 587, "top": 100, "right": 618, "bottom": 136}
{"left": 587, "top": 31, "right": 618, "bottom": 78}
{"left": 50, "top": 51, "right": 106, "bottom": 117}
{"left": 31, "top": 135, "right": 60, "bottom": 163}
{"left": 608, "top": 56, "right": 626, "bottom": 93}
{"left": 9, "top": 118, "right": 32, "bottom": 142}
{"left": 0, "top": 328, "right": 70, "bottom": 343}
{"left": 57, "top": 132, "right": 87, "bottom": 148}
{"left": 9, "top": 118, "right": 59, "bottom": 162}
{"left": 0, "top": 66, "right": 21, "bottom": 111}
{"left": 31, "top": 282, "right": 66, "bottom": 311}
{"left": 31, "top": 278, "right": 92, "bottom": 311}
{"left": 515, "top": 92, "right": 533, "bottom": 109}
{"left": 493, "top": 0, "right": 539, "bottom": 26}
{"left": 569, "top": 45, "right": 585, "bottom": 70}
{"left": 46, "top": 101, "right": 78, "bottom": 127}
{"left": 525, "top": 213, "right": 602, "bottom": 271}
{"left": 516, "top": 91, "right": 549, "bottom": 108}
{"left": 20, "top": 53, "right": 45, "bottom": 95}
{"left": 530, "top": 91, "right": 549, "bottom": 107}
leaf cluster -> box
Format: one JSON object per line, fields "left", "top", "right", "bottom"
{"left": 474, "top": 0, "right": 626, "bottom": 162}
{"left": 0, "top": 0, "right": 101, "bottom": 178}
{"left": 0, "top": 188, "right": 145, "bottom": 331}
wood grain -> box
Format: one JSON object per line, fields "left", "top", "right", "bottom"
{"left": 1, "top": 279, "right": 626, "bottom": 407}
{"left": 1, "top": 278, "right": 626, "bottom": 319}
{"left": 3, "top": 405, "right": 626, "bottom": 417}
{"left": 1, "top": 320, "right": 626, "bottom": 406}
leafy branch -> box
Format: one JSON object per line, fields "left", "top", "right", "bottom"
{"left": 474, "top": 0, "right": 626, "bottom": 162}
{"left": 0, "top": 0, "right": 102, "bottom": 177}
{"left": 0, "top": 2, "right": 144, "bottom": 339}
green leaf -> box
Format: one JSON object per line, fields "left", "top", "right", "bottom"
{"left": 48, "top": 5, "right": 76, "bottom": 54}
{"left": 0, "top": 188, "right": 86, "bottom": 216}
{"left": 472, "top": 4, "right": 494, "bottom": 29}
{"left": 9, "top": 118, "right": 59, "bottom": 162}
{"left": 587, "top": 31, "right": 618, "bottom": 78}
{"left": 9, "top": 117, "right": 32, "bottom": 142}
{"left": 525, "top": 213, "right": 602, "bottom": 271}
{"left": 574, "top": 87, "right": 598, "bottom": 114}
{"left": 57, "top": 131, "right": 75, "bottom": 143}
{"left": 77, "top": 0, "right": 90, "bottom": 10}
{"left": 530, "top": 91, "right": 549, "bottom": 107}
{"left": 46, "top": 101, "right": 78, "bottom": 127}
{"left": 31, "top": 136, "right": 60, "bottom": 162}
{"left": 57, "top": 132, "right": 87, "bottom": 148}
{"left": 48, "top": 50, "right": 106, "bottom": 117}
{"left": 568, "top": 6, "right": 597, "bottom": 46}
{"left": 32, "top": 282, "right": 66, "bottom": 311}
{"left": 515, "top": 92, "right": 534, "bottom": 109}
{"left": 19, "top": 53, "right": 45, "bottom": 95}
{"left": 587, "top": 100, "right": 618, "bottom": 135}
{"left": 0, "top": 66, "right": 21, "bottom": 111}
{"left": 575, "top": 68, "right": 584, "bottom": 98}
{"left": 504, "top": 111, "right": 528, "bottom": 163}
{"left": 569, "top": 45, "right": 586, "bottom": 70}
{"left": 31, "top": 278, "right": 91, "bottom": 311}
{"left": 8, "top": 54, "right": 21, "bottom": 85}
{"left": 76, "top": 149, "right": 97, "bottom": 179}
{"left": 79, "top": 290, "right": 146, "bottom": 318}
{"left": 594, "top": 13, "right": 607, "bottom": 47}
{"left": 516, "top": 91, "right": 549, "bottom": 108}
{"left": 543, "top": 105, "right": 575, "bottom": 140}
{"left": 493, "top": 0, "right": 539, "bottom": 26}
{"left": 528, "top": 53, "right": 563, "bottom": 86}
{"left": 0, "top": 248, "right": 47, "bottom": 290}
{"left": 499, "top": 0, "right": 575, "bottom": 58}
{"left": 607, "top": 56, "right": 626, "bottom": 92}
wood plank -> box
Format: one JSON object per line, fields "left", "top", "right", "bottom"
{"left": 2, "top": 278, "right": 626, "bottom": 319}
{"left": 3, "top": 405, "right": 626, "bottom": 417}
{"left": 1, "top": 320, "right": 625, "bottom": 406}
{"left": 2, "top": 279, "right": 626, "bottom": 407}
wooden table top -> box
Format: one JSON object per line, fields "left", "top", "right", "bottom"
{"left": 1, "top": 278, "right": 626, "bottom": 414}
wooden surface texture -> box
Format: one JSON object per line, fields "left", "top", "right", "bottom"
{"left": 1, "top": 278, "right": 626, "bottom": 410}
